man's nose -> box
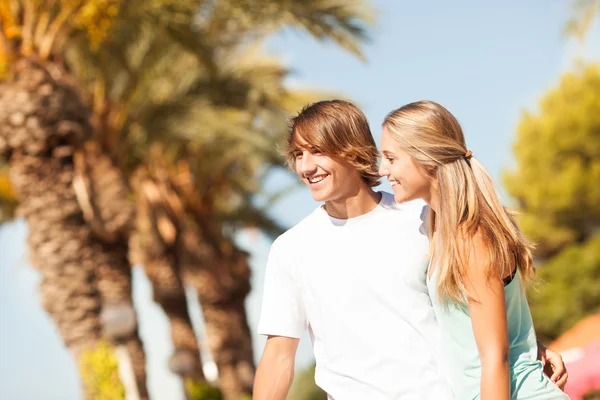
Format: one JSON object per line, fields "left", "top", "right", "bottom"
{"left": 297, "top": 152, "right": 317, "bottom": 176}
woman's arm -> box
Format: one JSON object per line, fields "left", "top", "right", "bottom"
{"left": 462, "top": 233, "right": 510, "bottom": 400}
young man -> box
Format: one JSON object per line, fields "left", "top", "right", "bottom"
{"left": 253, "top": 100, "right": 566, "bottom": 400}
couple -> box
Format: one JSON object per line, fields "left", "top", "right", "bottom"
{"left": 254, "top": 100, "right": 569, "bottom": 399}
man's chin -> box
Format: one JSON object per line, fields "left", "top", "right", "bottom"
{"left": 311, "top": 194, "right": 326, "bottom": 202}
{"left": 310, "top": 189, "right": 330, "bottom": 203}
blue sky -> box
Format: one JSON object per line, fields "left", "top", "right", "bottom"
{"left": 1, "top": 1, "right": 599, "bottom": 399}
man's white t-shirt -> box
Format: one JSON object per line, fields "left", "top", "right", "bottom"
{"left": 258, "top": 192, "right": 452, "bottom": 399}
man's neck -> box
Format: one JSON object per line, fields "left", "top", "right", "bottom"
{"left": 323, "top": 186, "right": 382, "bottom": 220}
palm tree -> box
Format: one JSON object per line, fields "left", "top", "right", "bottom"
{"left": 65, "top": 2, "right": 372, "bottom": 398}
{"left": 115, "top": 43, "right": 339, "bottom": 398}
{"left": 1, "top": 1, "right": 373, "bottom": 398}
{"left": 129, "top": 158, "right": 210, "bottom": 392}
{"left": 0, "top": 2, "right": 148, "bottom": 398}
{"left": 0, "top": 60, "right": 148, "bottom": 399}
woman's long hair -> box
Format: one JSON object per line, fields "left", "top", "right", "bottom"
{"left": 383, "top": 101, "right": 535, "bottom": 305}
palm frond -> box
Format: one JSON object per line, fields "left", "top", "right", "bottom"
{"left": 55, "top": 0, "right": 372, "bottom": 238}
{"left": 196, "top": 0, "right": 373, "bottom": 59}
{"left": 218, "top": 201, "right": 286, "bottom": 238}
{"left": 564, "top": 0, "right": 599, "bottom": 42}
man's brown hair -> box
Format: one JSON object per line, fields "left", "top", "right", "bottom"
{"left": 285, "top": 100, "right": 380, "bottom": 187}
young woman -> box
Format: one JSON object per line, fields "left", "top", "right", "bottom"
{"left": 378, "top": 100, "right": 569, "bottom": 400}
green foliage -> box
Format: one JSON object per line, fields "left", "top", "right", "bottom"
{"left": 3, "top": 0, "right": 372, "bottom": 234}
{"left": 185, "top": 379, "right": 223, "bottom": 400}
{"left": 78, "top": 342, "right": 126, "bottom": 400}
{"left": 505, "top": 63, "right": 600, "bottom": 340}
{"left": 287, "top": 364, "right": 326, "bottom": 400}
{"left": 62, "top": 0, "right": 370, "bottom": 236}
{"left": 68, "top": 0, "right": 122, "bottom": 49}
{"left": 528, "top": 235, "right": 600, "bottom": 342}
{"left": 504, "top": 64, "right": 600, "bottom": 258}
{"left": 1, "top": 0, "right": 125, "bottom": 63}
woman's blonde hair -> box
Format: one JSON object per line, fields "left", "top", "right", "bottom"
{"left": 383, "top": 100, "right": 535, "bottom": 305}
{"left": 285, "top": 100, "right": 380, "bottom": 187}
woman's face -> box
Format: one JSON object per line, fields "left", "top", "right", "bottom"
{"left": 379, "top": 127, "right": 433, "bottom": 204}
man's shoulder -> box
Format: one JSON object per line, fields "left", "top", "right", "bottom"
{"left": 376, "top": 192, "right": 429, "bottom": 236}
{"left": 271, "top": 206, "right": 323, "bottom": 250}
{"left": 379, "top": 192, "right": 428, "bottom": 217}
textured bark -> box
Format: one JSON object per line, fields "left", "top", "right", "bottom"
{"left": 131, "top": 169, "right": 207, "bottom": 392}
{"left": 177, "top": 166, "right": 256, "bottom": 400}
{"left": 11, "top": 154, "right": 103, "bottom": 348}
{"left": 0, "top": 58, "right": 148, "bottom": 399}
{"left": 80, "top": 142, "right": 148, "bottom": 400}
{"left": 132, "top": 163, "right": 257, "bottom": 399}
{"left": 183, "top": 244, "right": 255, "bottom": 400}
{"left": 178, "top": 187, "right": 255, "bottom": 400}
{"left": 202, "top": 299, "right": 255, "bottom": 399}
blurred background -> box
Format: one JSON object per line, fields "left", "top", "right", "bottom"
{"left": 0, "top": 0, "right": 599, "bottom": 399}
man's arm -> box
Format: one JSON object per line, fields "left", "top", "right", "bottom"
{"left": 537, "top": 341, "right": 568, "bottom": 390}
{"left": 253, "top": 335, "right": 300, "bottom": 400}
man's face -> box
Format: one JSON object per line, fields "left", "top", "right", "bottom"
{"left": 293, "top": 135, "right": 363, "bottom": 203}
{"left": 379, "top": 127, "right": 432, "bottom": 204}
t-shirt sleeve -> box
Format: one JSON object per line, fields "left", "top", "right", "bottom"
{"left": 257, "top": 239, "right": 307, "bottom": 338}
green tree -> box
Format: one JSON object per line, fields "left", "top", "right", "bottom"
{"left": 504, "top": 64, "right": 600, "bottom": 341}
{"left": 527, "top": 236, "right": 600, "bottom": 342}
{"left": 287, "top": 364, "right": 326, "bottom": 400}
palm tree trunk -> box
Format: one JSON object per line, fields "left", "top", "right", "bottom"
{"left": 132, "top": 163, "right": 257, "bottom": 400}
{"left": 201, "top": 297, "right": 255, "bottom": 400}
{"left": 0, "top": 58, "right": 148, "bottom": 399}
{"left": 131, "top": 170, "right": 207, "bottom": 397}
{"left": 145, "top": 255, "right": 206, "bottom": 384}
{"left": 78, "top": 141, "right": 149, "bottom": 400}
{"left": 94, "top": 239, "right": 149, "bottom": 400}
{"left": 182, "top": 231, "right": 256, "bottom": 400}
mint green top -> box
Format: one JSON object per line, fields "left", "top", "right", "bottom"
{"left": 427, "top": 269, "right": 569, "bottom": 400}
